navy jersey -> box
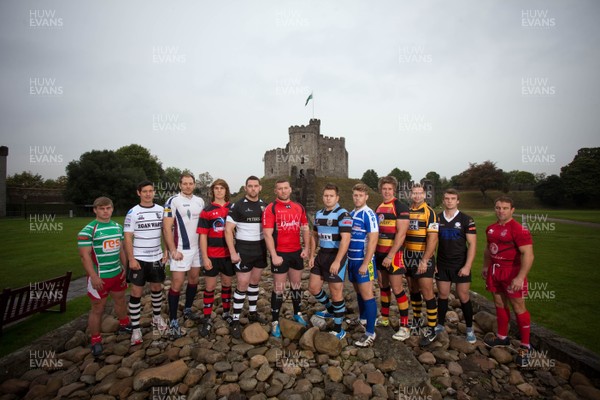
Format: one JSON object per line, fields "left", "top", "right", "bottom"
{"left": 437, "top": 210, "right": 476, "bottom": 268}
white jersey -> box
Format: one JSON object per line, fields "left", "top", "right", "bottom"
{"left": 164, "top": 193, "right": 204, "bottom": 251}
{"left": 124, "top": 203, "right": 164, "bottom": 262}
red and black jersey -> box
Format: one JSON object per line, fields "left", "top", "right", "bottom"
{"left": 197, "top": 202, "right": 231, "bottom": 258}
{"left": 375, "top": 198, "right": 410, "bottom": 254}
{"left": 262, "top": 199, "right": 308, "bottom": 253}
{"left": 486, "top": 219, "right": 532, "bottom": 269}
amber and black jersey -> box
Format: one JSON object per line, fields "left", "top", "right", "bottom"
{"left": 197, "top": 202, "right": 231, "bottom": 258}
{"left": 437, "top": 211, "right": 476, "bottom": 268}
{"left": 375, "top": 198, "right": 410, "bottom": 254}
{"left": 405, "top": 202, "right": 439, "bottom": 252}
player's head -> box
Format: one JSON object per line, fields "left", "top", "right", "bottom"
{"left": 274, "top": 178, "right": 292, "bottom": 201}
{"left": 443, "top": 188, "right": 460, "bottom": 210}
{"left": 244, "top": 175, "right": 262, "bottom": 200}
{"left": 494, "top": 196, "right": 515, "bottom": 223}
{"left": 379, "top": 176, "right": 398, "bottom": 202}
{"left": 210, "top": 178, "right": 230, "bottom": 202}
{"left": 93, "top": 196, "right": 114, "bottom": 221}
{"left": 352, "top": 183, "right": 370, "bottom": 208}
{"left": 137, "top": 180, "right": 155, "bottom": 204}
{"left": 322, "top": 183, "right": 339, "bottom": 209}
{"left": 410, "top": 183, "right": 426, "bottom": 206}
{"left": 179, "top": 172, "right": 196, "bottom": 195}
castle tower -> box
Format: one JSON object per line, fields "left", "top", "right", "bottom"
{"left": 264, "top": 119, "right": 348, "bottom": 179}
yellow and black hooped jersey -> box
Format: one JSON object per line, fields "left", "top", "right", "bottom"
{"left": 405, "top": 202, "right": 439, "bottom": 252}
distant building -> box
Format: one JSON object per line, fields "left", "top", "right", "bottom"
{"left": 264, "top": 119, "right": 348, "bottom": 179}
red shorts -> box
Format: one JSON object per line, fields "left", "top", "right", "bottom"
{"left": 485, "top": 265, "right": 528, "bottom": 298}
{"left": 87, "top": 271, "right": 127, "bottom": 300}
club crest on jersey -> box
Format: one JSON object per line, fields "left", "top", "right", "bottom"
{"left": 138, "top": 215, "right": 145, "bottom": 221}
{"left": 378, "top": 214, "right": 385, "bottom": 223}
{"left": 500, "top": 230, "right": 507, "bottom": 237}
{"left": 327, "top": 218, "right": 333, "bottom": 227}
{"left": 454, "top": 222, "right": 461, "bottom": 228}
{"left": 156, "top": 212, "right": 162, "bottom": 219}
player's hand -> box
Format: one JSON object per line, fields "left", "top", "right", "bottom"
{"left": 272, "top": 255, "right": 284, "bottom": 267}
{"left": 203, "top": 258, "right": 213, "bottom": 270}
{"left": 230, "top": 252, "right": 241, "bottom": 264}
{"left": 382, "top": 255, "right": 393, "bottom": 268}
{"left": 308, "top": 257, "right": 315, "bottom": 268}
{"left": 171, "top": 250, "right": 183, "bottom": 261}
{"left": 300, "top": 249, "right": 309, "bottom": 259}
{"left": 91, "top": 275, "right": 104, "bottom": 291}
{"left": 329, "top": 261, "right": 340, "bottom": 275}
{"left": 417, "top": 259, "right": 428, "bottom": 274}
{"left": 129, "top": 259, "right": 141, "bottom": 270}
{"left": 481, "top": 268, "right": 488, "bottom": 280}
{"left": 458, "top": 266, "right": 471, "bottom": 277}
{"left": 161, "top": 253, "right": 169, "bottom": 265}
{"left": 358, "top": 263, "right": 368, "bottom": 276}
{"left": 510, "top": 277, "right": 525, "bottom": 292}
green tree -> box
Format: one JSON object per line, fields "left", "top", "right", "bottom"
{"left": 388, "top": 168, "right": 411, "bottom": 184}
{"left": 425, "top": 171, "right": 440, "bottom": 187}
{"left": 6, "top": 171, "right": 45, "bottom": 187}
{"left": 506, "top": 170, "right": 537, "bottom": 191}
{"left": 560, "top": 147, "right": 600, "bottom": 206}
{"left": 115, "top": 144, "right": 163, "bottom": 183}
{"left": 65, "top": 150, "right": 144, "bottom": 211}
{"left": 460, "top": 161, "right": 504, "bottom": 199}
{"left": 534, "top": 175, "right": 565, "bottom": 206}
{"left": 361, "top": 169, "right": 379, "bottom": 190}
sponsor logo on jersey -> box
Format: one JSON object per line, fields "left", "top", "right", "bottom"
{"left": 103, "top": 238, "right": 120, "bottom": 252}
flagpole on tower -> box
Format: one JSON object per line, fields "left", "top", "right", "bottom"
{"left": 312, "top": 92, "right": 315, "bottom": 119}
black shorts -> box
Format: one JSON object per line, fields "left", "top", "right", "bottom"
{"left": 127, "top": 259, "right": 166, "bottom": 286}
{"left": 310, "top": 250, "right": 347, "bottom": 283}
{"left": 235, "top": 240, "right": 268, "bottom": 273}
{"left": 271, "top": 250, "right": 304, "bottom": 274}
{"left": 374, "top": 252, "right": 406, "bottom": 276}
{"left": 203, "top": 257, "right": 236, "bottom": 277}
{"left": 403, "top": 250, "right": 435, "bottom": 279}
{"left": 436, "top": 263, "right": 471, "bottom": 283}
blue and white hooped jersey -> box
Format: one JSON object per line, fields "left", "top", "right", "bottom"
{"left": 313, "top": 204, "right": 353, "bottom": 250}
{"left": 348, "top": 206, "right": 379, "bottom": 261}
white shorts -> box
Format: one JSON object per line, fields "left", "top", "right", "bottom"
{"left": 169, "top": 248, "right": 202, "bottom": 272}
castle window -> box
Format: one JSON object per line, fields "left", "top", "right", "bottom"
{"left": 271, "top": 168, "right": 273, "bottom": 173}
{"left": 302, "top": 135, "right": 305, "bottom": 138}
{"left": 301, "top": 156, "right": 305, "bottom": 164}
{"left": 328, "top": 147, "right": 332, "bottom": 152}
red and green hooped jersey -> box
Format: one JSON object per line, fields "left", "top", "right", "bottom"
{"left": 78, "top": 220, "right": 124, "bottom": 278}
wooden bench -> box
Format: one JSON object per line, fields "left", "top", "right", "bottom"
{"left": 0, "top": 271, "right": 72, "bottom": 334}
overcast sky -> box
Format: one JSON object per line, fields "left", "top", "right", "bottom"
{"left": 1, "top": 1, "right": 599, "bottom": 190}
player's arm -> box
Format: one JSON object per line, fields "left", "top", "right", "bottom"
{"left": 384, "top": 219, "right": 408, "bottom": 267}
{"left": 199, "top": 233, "right": 212, "bottom": 270}
{"left": 124, "top": 232, "right": 140, "bottom": 270}
{"left": 308, "top": 229, "right": 318, "bottom": 268}
{"left": 162, "top": 216, "right": 177, "bottom": 256}
{"left": 482, "top": 245, "right": 491, "bottom": 279}
{"left": 459, "top": 232, "right": 477, "bottom": 277}
{"left": 511, "top": 244, "right": 534, "bottom": 291}
{"left": 79, "top": 245, "right": 103, "bottom": 291}
{"left": 224, "top": 220, "right": 240, "bottom": 264}
{"left": 300, "top": 223, "right": 310, "bottom": 259}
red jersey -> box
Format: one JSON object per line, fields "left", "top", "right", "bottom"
{"left": 486, "top": 219, "right": 532, "bottom": 269}
{"left": 197, "top": 202, "right": 231, "bottom": 258}
{"left": 262, "top": 199, "right": 308, "bottom": 253}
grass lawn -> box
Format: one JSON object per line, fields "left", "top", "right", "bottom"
{"left": 466, "top": 210, "right": 600, "bottom": 355}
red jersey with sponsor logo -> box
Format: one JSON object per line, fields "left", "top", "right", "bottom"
{"left": 197, "top": 202, "right": 231, "bottom": 258}
{"left": 262, "top": 199, "right": 308, "bottom": 253}
{"left": 486, "top": 219, "right": 532, "bottom": 268}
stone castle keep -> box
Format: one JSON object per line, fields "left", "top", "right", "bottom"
{"left": 264, "top": 119, "right": 348, "bottom": 179}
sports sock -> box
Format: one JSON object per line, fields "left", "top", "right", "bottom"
{"left": 151, "top": 290, "right": 163, "bottom": 316}
{"left": 332, "top": 300, "right": 346, "bottom": 333}
{"left": 395, "top": 290, "right": 409, "bottom": 327}
{"left": 410, "top": 292, "right": 423, "bottom": 321}
{"left": 380, "top": 286, "right": 391, "bottom": 320}
{"left": 129, "top": 296, "right": 141, "bottom": 329}
{"left": 461, "top": 300, "right": 473, "bottom": 328}
{"left": 515, "top": 310, "right": 531, "bottom": 347}
{"left": 184, "top": 283, "right": 198, "bottom": 309}
{"left": 271, "top": 291, "right": 284, "bottom": 322}
{"left": 315, "top": 289, "right": 333, "bottom": 313}
{"left": 232, "top": 289, "right": 246, "bottom": 321}
{"left": 248, "top": 284, "right": 259, "bottom": 313}
{"left": 496, "top": 306, "right": 511, "bottom": 338}
{"left": 437, "top": 297, "right": 448, "bottom": 326}
{"left": 425, "top": 297, "right": 437, "bottom": 328}
{"left": 168, "top": 289, "right": 180, "bottom": 321}
{"left": 203, "top": 290, "right": 215, "bottom": 318}
{"left": 364, "top": 297, "right": 377, "bottom": 335}
{"left": 221, "top": 285, "right": 231, "bottom": 315}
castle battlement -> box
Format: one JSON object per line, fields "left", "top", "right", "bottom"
{"left": 265, "top": 119, "right": 348, "bottom": 179}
